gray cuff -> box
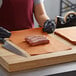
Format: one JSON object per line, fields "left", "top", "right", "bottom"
{"left": 34, "top": 0, "right": 44, "bottom": 5}
{"left": 0, "top": 0, "right": 2, "bottom": 8}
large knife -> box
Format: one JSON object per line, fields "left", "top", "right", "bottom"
{"left": 0, "top": 27, "right": 26, "bottom": 57}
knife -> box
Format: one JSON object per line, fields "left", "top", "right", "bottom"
{"left": 0, "top": 27, "right": 26, "bottom": 57}
{"left": 2, "top": 40, "right": 27, "bottom": 57}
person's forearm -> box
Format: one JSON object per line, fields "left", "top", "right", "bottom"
{"left": 35, "top": 13, "right": 50, "bottom": 27}
{"left": 34, "top": 3, "right": 50, "bottom": 27}
{"left": 34, "top": 3, "right": 56, "bottom": 33}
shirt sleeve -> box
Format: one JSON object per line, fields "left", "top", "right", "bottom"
{"left": 34, "top": 0, "right": 44, "bottom": 5}
{"left": 0, "top": 0, "right": 2, "bottom": 8}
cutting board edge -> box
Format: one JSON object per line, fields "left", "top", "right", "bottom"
{"left": 55, "top": 31, "right": 76, "bottom": 45}
{"left": 0, "top": 49, "right": 76, "bottom": 72}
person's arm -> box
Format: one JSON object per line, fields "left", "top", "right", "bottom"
{"left": 34, "top": 1, "right": 56, "bottom": 33}
{"left": 34, "top": 2, "right": 50, "bottom": 27}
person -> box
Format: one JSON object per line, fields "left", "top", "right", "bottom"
{"left": 0, "top": 0, "right": 56, "bottom": 33}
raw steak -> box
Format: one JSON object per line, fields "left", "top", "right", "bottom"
{"left": 25, "top": 35, "right": 49, "bottom": 46}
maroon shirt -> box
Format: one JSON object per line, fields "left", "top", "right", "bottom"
{"left": 0, "top": 0, "right": 34, "bottom": 31}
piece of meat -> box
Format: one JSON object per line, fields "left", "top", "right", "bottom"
{"left": 25, "top": 35, "right": 49, "bottom": 46}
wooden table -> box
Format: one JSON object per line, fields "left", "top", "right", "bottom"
{"left": 0, "top": 28, "right": 76, "bottom": 72}
{"left": 1, "top": 62, "right": 76, "bottom": 76}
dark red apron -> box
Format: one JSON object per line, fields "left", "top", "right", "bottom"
{"left": 0, "top": 0, "right": 34, "bottom": 31}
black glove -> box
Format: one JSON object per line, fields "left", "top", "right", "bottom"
{"left": 0, "top": 27, "right": 11, "bottom": 43}
{"left": 43, "top": 20, "right": 56, "bottom": 33}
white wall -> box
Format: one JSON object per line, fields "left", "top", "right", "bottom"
{"left": 44, "top": 0, "right": 76, "bottom": 19}
{"left": 44, "top": 0, "right": 60, "bottom": 19}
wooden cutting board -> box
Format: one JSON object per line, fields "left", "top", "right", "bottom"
{"left": 9, "top": 28, "right": 71, "bottom": 56}
{"left": 55, "top": 27, "right": 76, "bottom": 44}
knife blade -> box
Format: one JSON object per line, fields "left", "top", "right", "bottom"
{"left": 2, "top": 41, "right": 26, "bottom": 57}
{"left": 0, "top": 27, "right": 27, "bottom": 57}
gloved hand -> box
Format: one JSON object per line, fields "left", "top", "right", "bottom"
{"left": 43, "top": 20, "right": 56, "bottom": 33}
{"left": 0, "top": 27, "right": 11, "bottom": 43}
{"left": 0, "top": 27, "right": 11, "bottom": 38}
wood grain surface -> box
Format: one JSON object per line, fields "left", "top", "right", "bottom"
{"left": 55, "top": 27, "right": 76, "bottom": 44}
{"left": 0, "top": 27, "right": 76, "bottom": 72}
